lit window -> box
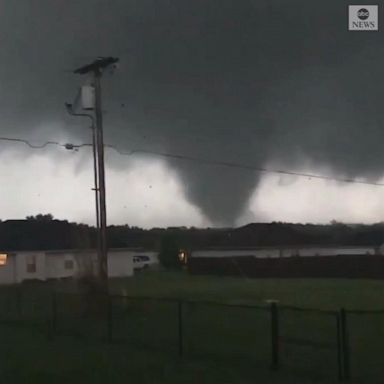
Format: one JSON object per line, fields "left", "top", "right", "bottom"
{"left": 64, "top": 260, "right": 74, "bottom": 270}
{"left": 178, "top": 250, "right": 187, "bottom": 264}
{"left": 0, "top": 254, "right": 7, "bottom": 266}
{"left": 26, "top": 255, "right": 36, "bottom": 273}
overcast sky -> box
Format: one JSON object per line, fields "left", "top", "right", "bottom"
{"left": 1, "top": 0, "right": 383, "bottom": 228}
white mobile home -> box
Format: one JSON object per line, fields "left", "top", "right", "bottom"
{"left": 0, "top": 248, "right": 157, "bottom": 285}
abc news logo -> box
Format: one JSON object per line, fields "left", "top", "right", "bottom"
{"left": 357, "top": 8, "right": 370, "bottom": 20}
{"left": 349, "top": 5, "right": 378, "bottom": 31}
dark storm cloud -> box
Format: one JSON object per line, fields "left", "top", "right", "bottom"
{"left": 1, "top": 0, "right": 383, "bottom": 225}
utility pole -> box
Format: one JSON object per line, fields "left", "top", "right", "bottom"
{"left": 64, "top": 104, "right": 100, "bottom": 232}
{"left": 91, "top": 122, "right": 100, "bottom": 232}
{"left": 74, "top": 57, "right": 119, "bottom": 289}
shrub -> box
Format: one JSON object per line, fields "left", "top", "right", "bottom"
{"left": 158, "top": 234, "right": 182, "bottom": 269}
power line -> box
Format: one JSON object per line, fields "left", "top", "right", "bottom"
{"left": 0, "top": 137, "right": 62, "bottom": 149}
{"left": 0, "top": 137, "right": 92, "bottom": 151}
{"left": 104, "top": 145, "right": 384, "bottom": 187}
{"left": 1, "top": 136, "right": 384, "bottom": 188}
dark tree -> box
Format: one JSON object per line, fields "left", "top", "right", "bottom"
{"left": 26, "top": 213, "right": 54, "bottom": 221}
{"left": 158, "top": 233, "right": 181, "bottom": 269}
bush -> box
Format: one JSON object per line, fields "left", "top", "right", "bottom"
{"left": 158, "top": 234, "right": 182, "bottom": 269}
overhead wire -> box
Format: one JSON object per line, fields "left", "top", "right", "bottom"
{"left": 103, "top": 144, "right": 384, "bottom": 187}
{"left": 1, "top": 135, "right": 383, "bottom": 187}
{"left": 0, "top": 137, "right": 62, "bottom": 149}
{"left": 0, "top": 137, "right": 92, "bottom": 151}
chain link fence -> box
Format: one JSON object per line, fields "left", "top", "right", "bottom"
{"left": 278, "top": 306, "right": 341, "bottom": 381}
{"left": 1, "top": 286, "right": 384, "bottom": 382}
{"left": 344, "top": 309, "right": 384, "bottom": 382}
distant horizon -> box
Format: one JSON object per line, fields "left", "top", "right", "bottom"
{"left": 2, "top": 215, "right": 383, "bottom": 230}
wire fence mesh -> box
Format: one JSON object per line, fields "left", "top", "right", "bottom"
{"left": 0, "top": 287, "right": 20, "bottom": 322}
{"left": 183, "top": 301, "right": 270, "bottom": 365}
{"left": 346, "top": 310, "right": 384, "bottom": 382}
{"left": 2, "top": 286, "right": 384, "bottom": 382}
{"left": 279, "top": 306, "right": 340, "bottom": 380}
{"left": 111, "top": 295, "right": 179, "bottom": 353}
{"left": 0, "top": 285, "right": 51, "bottom": 332}
{"left": 54, "top": 292, "right": 109, "bottom": 341}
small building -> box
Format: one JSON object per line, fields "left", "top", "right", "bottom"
{"left": 191, "top": 245, "right": 377, "bottom": 259}
{"left": 188, "top": 245, "right": 384, "bottom": 279}
{"left": 0, "top": 248, "right": 158, "bottom": 285}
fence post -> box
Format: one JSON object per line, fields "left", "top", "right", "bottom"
{"left": 48, "top": 291, "right": 57, "bottom": 340}
{"left": 52, "top": 291, "right": 57, "bottom": 334}
{"left": 107, "top": 294, "right": 113, "bottom": 343}
{"left": 336, "top": 313, "right": 344, "bottom": 381}
{"left": 178, "top": 300, "right": 183, "bottom": 357}
{"left": 16, "top": 286, "right": 22, "bottom": 319}
{"left": 270, "top": 301, "right": 280, "bottom": 370}
{"left": 340, "top": 308, "right": 351, "bottom": 381}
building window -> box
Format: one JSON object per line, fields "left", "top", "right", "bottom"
{"left": 178, "top": 250, "right": 188, "bottom": 264}
{"left": 26, "top": 255, "right": 37, "bottom": 273}
{"left": 64, "top": 259, "right": 74, "bottom": 270}
{"left": 0, "top": 254, "right": 7, "bottom": 266}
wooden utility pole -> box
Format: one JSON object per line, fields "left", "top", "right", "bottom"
{"left": 74, "top": 57, "right": 119, "bottom": 288}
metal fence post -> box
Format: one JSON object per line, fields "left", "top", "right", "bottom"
{"left": 340, "top": 308, "right": 351, "bottom": 380}
{"left": 336, "top": 313, "right": 344, "bottom": 381}
{"left": 49, "top": 291, "right": 57, "bottom": 340}
{"left": 270, "top": 301, "right": 280, "bottom": 370}
{"left": 16, "top": 286, "right": 22, "bottom": 319}
{"left": 178, "top": 300, "right": 184, "bottom": 357}
{"left": 107, "top": 294, "right": 113, "bottom": 343}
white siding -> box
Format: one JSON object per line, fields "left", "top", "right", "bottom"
{"left": 108, "top": 250, "right": 133, "bottom": 278}
{"left": 0, "top": 254, "right": 16, "bottom": 284}
{"left": 75, "top": 251, "right": 98, "bottom": 277}
{"left": 46, "top": 252, "right": 80, "bottom": 279}
{"left": 47, "top": 250, "right": 134, "bottom": 279}
{"left": 15, "top": 252, "right": 46, "bottom": 283}
{"left": 0, "top": 248, "right": 155, "bottom": 284}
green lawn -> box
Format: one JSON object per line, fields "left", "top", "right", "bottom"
{"left": 1, "top": 326, "right": 338, "bottom": 384}
{"left": 2, "top": 270, "right": 384, "bottom": 383}
{"left": 110, "top": 270, "right": 384, "bottom": 310}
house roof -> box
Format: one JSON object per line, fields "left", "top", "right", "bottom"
{"left": 0, "top": 247, "right": 156, "bottom": 255}
{"left": 191, "top": 245, "right": 377, "bottom": 252}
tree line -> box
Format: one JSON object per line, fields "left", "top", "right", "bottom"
{"left": 1, "top": 215, "right": 384, "bottom": 255}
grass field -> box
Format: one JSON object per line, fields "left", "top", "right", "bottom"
{"left": 111, "top": 270, "right": 384, "bottom": 310}
{"left": 2, "top": 270, "right": 384, "bottom": 383}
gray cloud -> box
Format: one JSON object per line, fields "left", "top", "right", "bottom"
{"left": 0, "top": 0, "right": 382, "bottom": 225}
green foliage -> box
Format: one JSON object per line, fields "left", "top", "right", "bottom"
{"left": 3, "top": 218, "right": 384, "bottom": 253}
{"left": 158, "top": 234, "right": 181, "bottom": 269}
{"left": 26, "top": 213, "right": 54, "bottom": 221}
